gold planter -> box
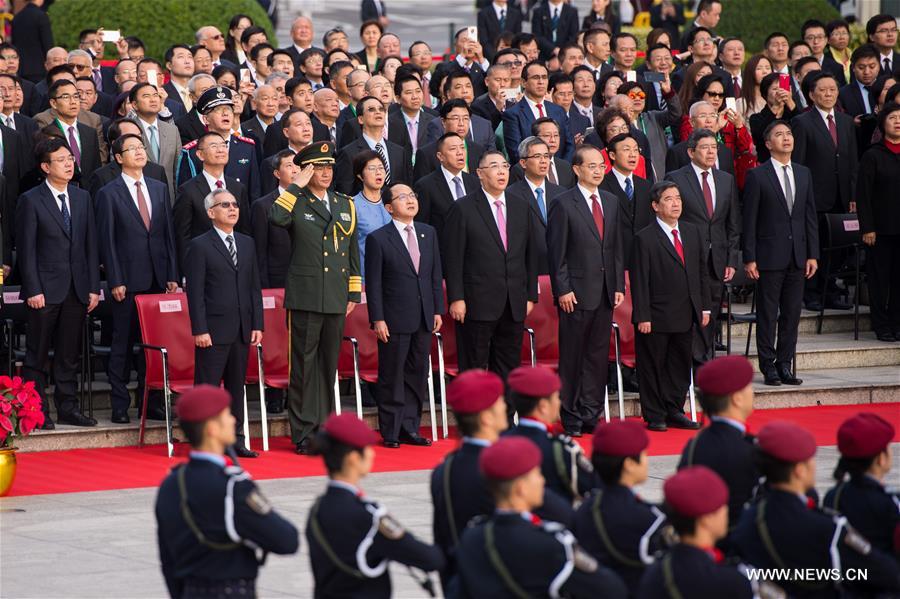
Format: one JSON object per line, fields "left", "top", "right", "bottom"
{"left": 0, "top": 447, "right": 17, "bottom": 497}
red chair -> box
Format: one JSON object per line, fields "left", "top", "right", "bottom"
{"left": 338, "top": 301, "right": 378, "bottom": 419}
{"left": 134, "top": 293, "right": 195, "bottom": 457}
{"left": 524, "top": 276, "right": 560, "bottom": 369}
{"left": 243, "top": 289, "right": 288, "bottom": 452}
{"left": 430, "top": 286, "right": 457, "bottom": 438}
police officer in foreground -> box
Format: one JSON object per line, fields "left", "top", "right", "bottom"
{"left": 573, "top": 420, "right": 667, "bottom": 595}
{"left": 176, "top": 86, "right": 261, "bottom": 199}
{"left": 732, "top": 421, "right": 900, "bottom": 598}
{"left": 269, "top": 142, "right": 361, "bottom": 455}
{"left": 306, "top": 413, "right": 445, "bottom": 598}
{"left": 450, "top": 436, "right": 628, "bottom": 598}
{"left": 678, "top": 355, "right": 758, "bottom": 535}
{"left": 504, "top": 365, "right": 597, "bottom": 505}
{"left": 638, "top": 466, "right": 761, "bottom": 599}
{"left": 154, "top": 386, "right": 299, "bottom": 598}
{"left": 824, "top": 414, "right": 899, "bottom": 559}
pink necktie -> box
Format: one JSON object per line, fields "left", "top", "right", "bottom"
{"left": 405, "top": 225, "right": 420, "bottom": 272}
{"left": 494, "top": 200, "right": 507, "bottom": 250}
{"left": 135, "top": 181, "right": 151, "bottom": 230}
{"left": 67, "top": 126, "right": 82, "bottom": 167}
{"left": 407, "top": 119, "right": 418, "bottom": 154}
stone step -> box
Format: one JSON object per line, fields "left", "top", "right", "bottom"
{"left": 724, "top": 306, "right": 870, "bottom": 339}
{"left": 18, "top": 366, "right": 899, "bottom": 452}
{"left": 746, "top": 331, "right": 900, "bottom": 371}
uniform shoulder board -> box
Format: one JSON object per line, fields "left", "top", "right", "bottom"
{"left": 233, "top": 134, "right": 256, "bottom": 145}
{"left": 573, "top": 545, "right": 599, "bottom": 573}
{"left": 842, "top": 523, "right": 872, "bottom": 555}
{"left": 182, "top": 139, "right": 199, "bottom": 150}
{"left": 539, "top": 520, "right": 566, "bottom": 533}
{"left": 468, "top": 514, "right": 489, "bottom": 528}
{"left": 245, "top": 489, "right": 272, "bottom": 515}
{"left": 378, "top": 513, "right": 406, "bottom": 540}
{"left": 332, "top": 190, "right": 353, "bottom": 202}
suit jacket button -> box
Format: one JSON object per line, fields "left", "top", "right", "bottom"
{"left": 324, "top": 267, "right": 329, "bottom": 272}
{"left": 788, "top": 235, "right": 792, "bottom": 240}
{"left": 342, "top": 252, "right": 346, "bottom": 256}
{"left": 324, "top": 236, "right": 328, "bottom": 240}
{"left": 324, "top": 251, "right": 328, "bottom": 256}
{"left": 342, "top": 268, "right": 346, "bottom": 273}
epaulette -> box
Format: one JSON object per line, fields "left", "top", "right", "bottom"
{"left": 233, "top": 133, "right": 256, "bottom": 145}
{"left": 539, "top": 520, "right": 566, "bottom": 533}
{"left": 182, "top": 139, "right": 199, "bottom": 150}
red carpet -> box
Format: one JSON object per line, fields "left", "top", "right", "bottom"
{"left": 4, "top": 403, "right": 898, "bottom": 497}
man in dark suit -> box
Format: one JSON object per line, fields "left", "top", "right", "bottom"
{"left": 163, "top": 44, "right": 195, "bottom": 116}
{"left": 443, "top": 150, "right": 538, "bottom": 416}
{"left": 504, "top": 62, "right": 573, "bottom": 163}
{"left": 174, "top": 132, "right": 252, "bottom": 272}
{"left": 743, "top": 121, "right": 819, "bottom": 386}
{"left": 422, "top": 71, "right": 496, "bottom": 150}
{"left": 547, "top": 145, "right": 624, "bottom": 435}
{"left": 665, "top": 129, "right": 740, "bottom": 364}
{"left": 0, "top": 120, "right": 23, "bottom": 258}
{"left": 85, "top": 118, "right": 168, "bottom": 199}
{"left": 600, "top": 133, "right": 653, "bottom": 270}
{"left": 478, "top": 0, "right": 524, "bottom": 60}
{"left": 11, "top": 0, "right": 53, "bottom": 83}
{"left": 471, "top": 64, "right": 510, "bottom": 131}
{"left": 365, "top": 183, "right": 444, "bottom": 448}
{"left": 837, "top": 44, "right": 881, "bottom": 118}
{"left": 17, "top": 138, "right": 99, "bottom": 429}
{"left": 334, "top": 96, "right": 411, "bottom": 196}
{"left": 413, "top": 100, "right": 485, "bottom": 182}
{"left": 665, "top": 101, "right": 735, "bottom": 175}
{"left": 508, "top": 136, "right": 564, "bottom": 274}
{"left": 413, "top": 132, "right": 480, "bottom": 239}
{"left": 792, "top": 71, "right": 856, "bottom": 310}
{"left": 531, "top": 0, "right": 579, "bottom": 60}
{"left": 95, "top": 133, "right": 179, "bottom": 423}
{"left": 388, "top": 75, "right": 434, "bottom": 161}
{"left": 631, "top": 181, "right": 710, "bottom": 432}
{"left": 866, "top": 13, "right": 900, "bottom": 76}
{"left": 48, "top": 79, "right": 102, "bottom": 186}
{"left": 360, "top": 0, "right": 388, "bottom": 24}
{"left": 510, "top": 117, "right": 577, "bottom": 188}
{"left": 679, "top": 0, "right": 722, "bottom": 52}
{"left": 649, "top": 0, "right": 686, "bottom": 49}
{"left": 186, "top": 188, "right": 263, "bottom": 458}
{"left": 430, "top": 30, "right": 489, "bottom": 99}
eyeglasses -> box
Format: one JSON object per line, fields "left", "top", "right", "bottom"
{"left": 0, "top": 54, "right": 18, "bottom": 61}
{"left": 695, "top": 112, "right": 719, "bottom": 120}
{"left": 627, "top": 90, "right": 646, "bottom": 100}
{"left": 52, "top": 93, "right": 82, "bottom": 102}
{"left": 875, "top": 27, "right": 898, "bottom": 35}
{"left": 199, "top": 142, "right": 229, "bottom": 151}
{"left": 498, "top": 60, "right": 524, "bottom": 67}
{"left": 212, "top": 201, "right": 240, "bottom": 209}
{"left": 209, "top": 34, "right": 225, "bottom": 40}
{"left": 693, "top": 37, "right": 714, "bottom": 44}
{"left": 364, "top": 165, "right": 386, "bottom": 173}
{"left": 704, "top": 91, "right": 726, "bottom": 98}
{"left": 444, "top": 115, "right": 470, "bottom": 123}
{"left": 71, "top": 64, "right": 92, "bottom": 71}
{"left": 121, "top": 144, "right": 146, "bottom": 153}
{"left": 524, "top": 152, "right": 551, "bottom": 160}
{"left": 804, "top": 34, "right": 826, "bottom": 42}
{"left": 49, "top": 155, "right": 76, "bottom": 164}
{"left": 527, "top": 74, "right": 549, "bottom": 81}
{"left": 479, "top": 162, "right": 510, "bottom": 171}
{"left": 580, "top": 162, "right": 606, "bottom": 171}
{"left": 392, "top": 192, "right": 418, "bottom": 201}
{"left": 364, "top": 106, "right": 386, "bottom": 113}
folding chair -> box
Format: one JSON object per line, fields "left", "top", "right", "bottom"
{"left": 816, "top": 213, "right": 863, "bottom": 339}
{"left": 338, "top": 302, "right": 376, "bottom": 419}
{"left": 244, "top": 340, "right": 269, "bottom": 452}
{"left": 721, "top": 268, "right": 757, "bottom": 357}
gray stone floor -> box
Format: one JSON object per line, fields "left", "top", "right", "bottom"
{"left": 2, "top": 445, "right": 898, "bottom": 598}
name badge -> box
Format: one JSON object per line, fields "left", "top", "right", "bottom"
{"left": 340, "top": 212, "right": 351, "bottom": 222}
{"left": 158, "top": 300, "right": 182, "bottom": 313}
{"left": 304, "top": 213, "right": 315, "bottom": 221}
{"left": 262, "top": 296, "right": 276, "bottom": 309}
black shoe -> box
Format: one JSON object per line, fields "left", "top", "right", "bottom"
{"left": 145, "top": 406, "right": 167, "bottom": 421}
{"left": 776, "top": 366, "right": 802, "bottom": 385}
{"left": 763, "top": 371, "right": 782, "bottom": 386}
{"left": 295, "top": 439, "right": 311, "bottom": 455}
{"left": 875, "top": 332, "right": 897, "bottom": 342}
{"left": 667, "top": 414, "right": 700, "bottom": 430}
{"left": 234, "top": 445, "right": 259, "bottom": 458}
{"left": 39, "top": 417, "right": 55, "bottom": 430}
{"left": 400, "top": 434, "right": 432, "bottom": 447}
{"left": 647, "top": 421, "right": 668, "bottom": 432}
{"left": 57, "top": 411, "right": 97, "bottom": 427}
{"left": 715, "top": 341, "right": 727, "bottom": 352}
{"left": 111, "top": 410, "right": 131, "bottom": 424}
{"left": 383, "top": 440, "right": 400, "bottom": 449}
{"left": 804, "top": 300, "right": 824, "bottom": 312}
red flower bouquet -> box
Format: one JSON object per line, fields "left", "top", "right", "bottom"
{"left": 0, "top": 376, "right": 45, "bottom": 448}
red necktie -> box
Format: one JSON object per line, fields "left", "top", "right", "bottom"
{"left": 827, "top": 114, "right": 838, "bottom": 146}
{"left": 732, "top": 77, "right": 741, "bottom": 98}
{"left": 216, "top": 180, "right": 224, "bottom": 189}
{"left": 536, "top": 102, "right": 545, "bottom": 118}
{"left": 701, "top": 171, "right": 714, "bottom": 217}
{"left": 590, "top": 194, "right": 604, "bottom": 240}
{"left": 672, "top": 229, "right": 685, "bottom": 264}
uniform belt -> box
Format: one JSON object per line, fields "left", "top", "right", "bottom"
{"left": 182, "top": 577, "right": 256, "bottom": 598}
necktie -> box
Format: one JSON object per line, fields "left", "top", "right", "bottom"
{"left": 782, "top": 165, "right": 794, "bottom": 214}
{"left": 215, "top": 180, "right": 224, "bottom": 189}
{"left": 624, "top": 177, "right": 633, "bottom": 201}
{"left": 827, "top": 114, "right": 838, "bottom": 146}
{"left": 885, "top": 57, "right": 892, "bottom": 73}
{"left": 407, "top": 119, "right": 418, "bottom": 154}
{"left": 672, "top": 229, "right": 685, "bottom": 264}
{"left": 535, "top": 187, "right": 547, "bottom": 223}
{"left": 329, "top": 126, "right": 336, "bottom": 143}
{"left": 58, "top": 193, "right": 71, "bottom": 233}
{"left": 405, "top": 225, "right": 420, "bottom": 272}
{"left": 135, "top": 181, "right": 151, "bottom": 230}
{"left": 3, "top": 115, "right": 14, "bottom": 130}
{"left": 67, "top": 126, "right": 82, "bottom": 167}
{"left": 494, "top": 199, "right": 508, "bottom": 250}
{"left": 452, "top": 175, "right": 464, "bottom": 200}
{"left": 148, "top": 125, "right": 160, "bottom": 162}
{"left": 499, "top": 8, "right": 506, "bottom": 30}
{"left": 374, "top": 142, "right": 391, "bottom": 183}
{"left": 181, "top": 89, "right": 193, "bottom": 112}
{"left": 226, "top": 234, "right": 237, "bottom": 267}
{"left": 536, "top": 102, "right": 545, "bottom": 118}
{"left": 701, "top": 171, "right": 714, "bottom": 217}
{"left": 547, "top": 162, "right": 557, "bottom": 185}
{"left": 733, "top": 77, "right": 742, "bottom": 98}
{"left": 92, "top": 68, "right": 102, "bottom": 91}
{"left": 551, "top": 7, "right": 560, "bottom": 42}
{"left": 590, "top": 194, "right": 604, "bottom": 240}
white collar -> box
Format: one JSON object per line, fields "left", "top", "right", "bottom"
{"left": 212, "top": 225, "right": 236, "bottom": 245}
{"left": 45, "top": 181, "right": 68, "bottom": 198}
{"left": 690, "top": 161, "right": 714, "bottom": 180}
{"left": 120, "top": 171, "right": 147, "bottom": 190}
{"left": 484, "top": 189, "right": 506, "bottom": 205}
{"left": 202, "top": 169, "right": 225, "bottom": 190}
{"left": 611, "top": 167, "right": 632, "bottom": 190}
{"left": 770, "top": 156, "right": 791, "bottom": 170}
{"left": 656, "top": 216, "right": 679, "bottom": 236}
{"left": 577, "top": 183, "right": 599, "bottom": 202}
{"left": 815, "top": 105, "right": 834, "bottom": 121}
{"left": 525, "top": 177, "right": 545, "bottom": 195}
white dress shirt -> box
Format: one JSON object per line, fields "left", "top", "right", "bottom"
{"left": 855, "top": 80, "right": 873, "bottom": 113}
{"left": 611, "top": 167, "right": 634, "bottom": 196}
{"left": 770, "top": 156, "right": 795, "bottom": 201}
{"left": 577, "top": 184, "right": 602, "bottom": 215}
{"left": 525, "top": 96, "right": 549, "bottom": 120}
{"left": 815, "top": 105, "right": 836, "bottom": 131}
{"left": 202, "top": 169, "right": 226, "bottom": 191}
{"left": 442, "top": 165, "right": 466, "bottom": 198}
{"left": 526, "top": 177, "right": 546, "bottom": 198}
{"left": 455, "top": 53, "right": 489, "bottom": 71}
{"left": 392, "top": 219, "right": 416, "bottom": 252}
{"left": 46, "top": 182, "right": 69, "bottom": 213}
{"left": 493, "top": 2, "right": 507, "bottom": 21}
{"left": 212, "top": 225, "right": 237, "bottom": 257}
{"left": 484, "top": 189, "right": 507, "bottom": 231}
{"left": 121, "top": 172, "right": 153, "bottom": 219}
{"left": 690, "top": 162, "right": 717, "bottom": 210}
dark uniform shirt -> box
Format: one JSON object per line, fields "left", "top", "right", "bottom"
{"left": 306, "top": 480, "right": 445, "bottom": 599}
{"left": 154, "top": 453, "right": 299, "bottom": 598}
{"left": 450, "top": 511, "right": 628, "bottom": 598}
{"left": 268, "top": 183, "right": 361, "bottom": 312}
{"left": 637, "top": 544, "right": 754, "bottom": 599}
{"left": 572, "top": 483, "right": 667, "bottom": 595}
{"left": 176, "top": 133, "right": 261, "bottom": 200}
{"left": 824, "top": 475, "right": 900, "bottom": 560}
{"left": 732, "top": 488, "right": 900, "bottom": 598}
{"left": 504, "top": 417, "right": 597, "bottom": 504}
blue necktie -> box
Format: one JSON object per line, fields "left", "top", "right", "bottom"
{"left": 624, "top": 177, "right": 633, "bottom": 201}
{"left": 535, "top": 187, "right": 547, "bottom": 223}
{"left": 551, "top": 7, "right": 560, "bottom": 42}
{"left": 58, "top": 193, "right": 71, "bottom": 233}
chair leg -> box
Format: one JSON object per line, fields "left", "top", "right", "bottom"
{"left": 816, "top": 252, "right": 832, "bottom": 335}
{"left": 435, "top": 333, "right": 448, "bottom": 439}
{"left": 256, "top": 344, "right": 269, "bottom": 452}
{"left": 138, "top": 383, "right": 150, "bottom": 448}
{"left": 427, "top": 356, "right": 437, "bottom": 442}
{"left": 854, "top": 247, "right": 860, "bottom": 341}
{"left": 726, "top": 288, "right": 733, "bottom": 355}
{"left": 333, "top": 370, "right": 341, "bottom": 415}
{"left": 241, "top": 387, "right": 250, "bottom": 450}
{"left": 688, "top": 369, "right": 697, "bottom": 422}
{"left": 612, "top": 323, "right": 624, "bottom": 421}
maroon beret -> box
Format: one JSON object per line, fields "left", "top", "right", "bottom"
{"left": 175, "top": 385, "right": 231, "bottom": 423}
{"left": 447, "top": 369, "right": 504, "bottom": 415}
{"left": 323, "top": 413, "right": 379, "bottom": 449}
{"left": 507, "top": 366, "right": 561, "bottom": 398}
{"left": 592, "top": 420, "right": 650, "bottom": 457}
{"left": 479, "top": 436, "right": 542, "bottom": 481}
{"left": 837, "top": 413, "right": 895, "bottom": 458}
{"left": 757, "top": 421, "right": 816, "bottom": 463}
{"left": 664, "top": 466, "right": 729, "bottom": 518}
{"left": 696, "top": 355, "right": 754, "bottom": 396}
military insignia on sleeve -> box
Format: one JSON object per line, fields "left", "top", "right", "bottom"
{"left": 573, "top": 546, "right": 598, "bottom": 573}
{"left": 378, "top": 513, "right": 405, "bottom": 540}
{"left": 577, "top": 452, "right": 594, "bottom": 473}
{"left": 245, "top": 490, "right": 272, "bottom": 515}
{"left": 304, "top": 213, "right": 315, "bottom": 221}
{"left": 340, "top": 212, "right": 351, "bottom": 222}
{"left": 843, "top": 525, "right": 872, "bottom": 555}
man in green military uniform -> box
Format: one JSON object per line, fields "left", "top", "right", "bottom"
{"left": 269, "top": 142, "right": 361, "bottom": 455}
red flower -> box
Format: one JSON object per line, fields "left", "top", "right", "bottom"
{"left": 0, "top": 414, "right": 12, "bottom": 433}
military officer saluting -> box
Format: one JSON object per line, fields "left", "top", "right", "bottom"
{"left": 504, "top": 366, "right": 597, "bottom": 505}
{"left": 269, "top": 141, "right": 361, "bottom": 455}
{"left": 176, "top": 86, "right": 261, "bottom": 199}
{"left": 573, "top": 420, "right": 667, "bottom": 595}
{"left": 306, "top": 413, "right": 445, "bottom": 598}
{"left": 450, "top": 436, "right": 628, "bottom": 598}
{"left": 732, "top": 421, "right": 900, "bottom": 598}
{"left": 154, "top": 386, "right": 299, "bottom": 598}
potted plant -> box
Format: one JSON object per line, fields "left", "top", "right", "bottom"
{"left": 0, "top": 375, "right": 45, "bottom": 496}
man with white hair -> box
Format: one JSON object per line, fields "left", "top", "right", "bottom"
{"left": 175, "top": 73, "right": 216, "bottom": 144}
{"left": 195, "top": 26, "right": 232, "bottom": 68}
{"left": 283, "top": 16, "right": 314, "bottom": 68}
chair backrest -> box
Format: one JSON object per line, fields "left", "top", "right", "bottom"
{"left": 257, "top": 288, "right": 289, "bottom": 385}
{"left": 0, "top": 286, "right": 28, "bottom": 325}
{"left": 338, "top": 300, "right": 379, "bottom": 379}
{"left": 611, "top": 272, "right": 635, "bottom": 368}
{"left": 824, "top": 213, "right": 862, "bottom": 250}
{"left": 526, "top": 276, "right": 560, "bottom": 366}
{"left": 134, "top": 293, "right": 195, "bottom": 388}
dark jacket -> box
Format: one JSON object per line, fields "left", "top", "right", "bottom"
{"left": 334, "top": 136, "right": 412, "bottom": 196}
{"left": 855, "top": 142, "right": 900, "bottom": 235}
{"left": 531, "top": 1, "right": 580, "bottom": 59}
{"left": 790, "top": 108, "right": 857, "bottom": 213}
{"left": 599, "top": 172, "right": 653, "bottom": 270}
{"left": 413, "top": 167, "right": 480, "bottom": 239}
{"left": 11, "top": 3, "right": 53, "bottom": 82}
{"left": 477, "top": 3, "right": 524, "bottom": 60}
{"left": 507, "top": 178, "right": 565, "bottom": 274}
{"left": 250, "top": 190, "right": 293, "bottom": 287}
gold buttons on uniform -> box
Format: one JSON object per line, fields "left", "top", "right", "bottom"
{"left": 342, "top": 268, "right": 346, "bottom": 273}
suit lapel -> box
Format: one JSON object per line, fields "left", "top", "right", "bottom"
{"left": 680, "top": 169, "right": 708, "bottom": 221}
{"left": 810, "top": 111, "right": 837, "bottom": 148}
{"left": 655, "top": 222, "right": 683, "bottom": 267}
{"left": 117, "top": 177, "right": 149, "bottom": 229}
{"left": 39, "top": 185, "right": 70, "bottom": 237}
{"left": 386, "top": 223, "right": 418, "bottom": 274}
{"left": 474, "top": 191, "right": 506, "bottom": 252}
{"left": 209, "top": 229, "right": 237, "bottom": 270}
{"left": 572, "top": 189, "right": 601, "bottom": 243}
{"left": 306, "top": 187, "right": 333, "bottom": 223}
{"left": 763, "top": 161, "right": 792, "bottom": 217}
{"left": 711, "top": 170, "right": 730, "bottom": 218}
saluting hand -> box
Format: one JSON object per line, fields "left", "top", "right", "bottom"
{"left": 292, "top": 164, "right": 315, "bottom": 189}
